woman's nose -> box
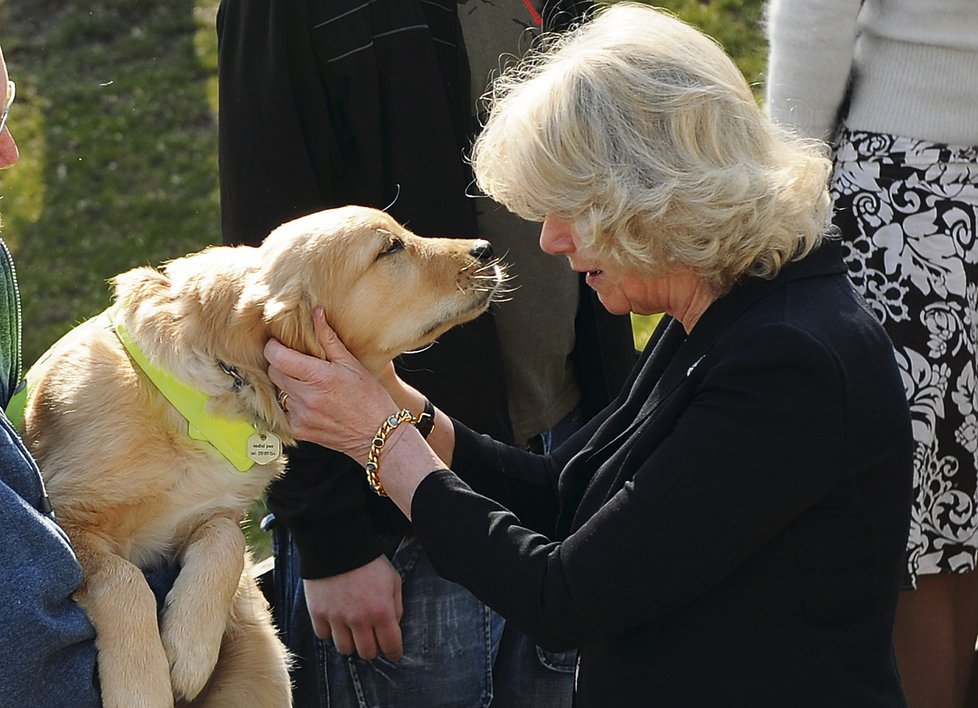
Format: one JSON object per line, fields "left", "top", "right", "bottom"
{"left": 539, "top": 217, "right": 576, "bottom": 256}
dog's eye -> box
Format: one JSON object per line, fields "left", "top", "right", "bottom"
{"left": 381, "top": 238, "right": 405, "bottom": 256}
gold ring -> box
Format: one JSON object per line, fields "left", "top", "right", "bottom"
{"left": 277, "top": 390, "right": 290, "bottom": 411}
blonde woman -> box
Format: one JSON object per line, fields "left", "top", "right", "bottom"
{"left": 266, "top": 5, "right": 914, "bottom": 704}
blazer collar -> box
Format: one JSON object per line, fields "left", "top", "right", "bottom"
{"left": 561, "top": 239, "right": 845, "bottom": 491}
{"left": 647, "top": 237, "right": 846, "bottom": 403}
{"left": 688, "top": 238, "right": 844, "bottom": 350}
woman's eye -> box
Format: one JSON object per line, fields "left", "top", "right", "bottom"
{"left": 382, "top": 238, "right": 405, "bottom": 255}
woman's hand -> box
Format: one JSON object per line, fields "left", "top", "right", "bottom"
{"left": 265, "top": 309, "right": 455, "bottom": 518}
{"left": 264, "top": 309, "right": 396, "bottom": 465}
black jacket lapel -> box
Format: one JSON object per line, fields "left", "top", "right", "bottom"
{"left": 555, "top": 240, "right": 847, "bottom": 535}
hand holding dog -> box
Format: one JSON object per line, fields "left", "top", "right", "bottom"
{"left": 265, "top": 309, "right": 398, "bottom": 466}
{"left": 265, "top": 309, "right": 450, "bottom": 519}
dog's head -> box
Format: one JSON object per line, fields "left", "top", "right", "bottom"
{"left": 105, "top": 206, "right": 505, "bottom": 441}
{"left": 251, "top": 206, "right": 506, "bottom": 374}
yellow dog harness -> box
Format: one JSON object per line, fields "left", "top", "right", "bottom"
{"left": 5, "top": 307, "right": 280, "bottom": 472}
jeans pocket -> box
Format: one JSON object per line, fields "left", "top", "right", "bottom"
{"left": 535, "top": 646, "right": 577, "bottom": 673}
{"left": 343, "top": 537, "right": 500, "bottom": 708}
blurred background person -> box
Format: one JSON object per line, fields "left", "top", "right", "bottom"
{"left": 766, "top": 1, "right": 978, "bottom": 705}
{"left": 216, "top": 1, "right": 635, "bottom": 705}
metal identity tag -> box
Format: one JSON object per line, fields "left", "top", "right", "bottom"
{"left": 247, "top": 432, "right": 282, "bottom": 465}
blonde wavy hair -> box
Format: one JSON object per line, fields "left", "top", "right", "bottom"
{"left": 471, "top": 2, "right": 831, "bottom": 294}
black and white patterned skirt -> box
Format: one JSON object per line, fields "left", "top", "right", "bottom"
{"left": 831, "top": 127, "right": 978, "bottom": 587}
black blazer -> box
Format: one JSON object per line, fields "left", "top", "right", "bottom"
{"left": 412, "top": 241, "right": 913, "bottom": 706}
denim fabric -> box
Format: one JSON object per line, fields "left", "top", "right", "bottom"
{"left": 327, "top": 536, "right": 503, "bottom": 708}
{"left": 0, "top": 413, "right": 100, "bottom": 708}
{"left": 276, "top": 407, "right": 583, "bottom": 708}
{"left": 489, "top": 627, "right": 576, "bottom": 707}
{"left": 275, "top": 530, "right": 503, "bottom": 708}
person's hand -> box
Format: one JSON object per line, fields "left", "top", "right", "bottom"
{"left": 304, "top": 555, "right": 405, "bottom": 662}
{"left": 265, "top": 309, "right": 396, "bottom": 463}
{"left": 268, "top": 309, "right": 449, "bottom": 518}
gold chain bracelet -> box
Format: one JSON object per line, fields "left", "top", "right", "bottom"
{"left": 365, "top": 408, "right": 421, "bottom": 497}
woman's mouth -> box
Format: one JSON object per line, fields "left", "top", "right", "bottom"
{"left": 585, "top": 269, "right": 603, "bottom": 286}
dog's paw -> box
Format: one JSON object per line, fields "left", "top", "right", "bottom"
{"left": 161, "top": 622, "right": 221, "bottom": 701}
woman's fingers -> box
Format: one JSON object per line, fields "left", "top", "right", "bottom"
{"left": 264, "top": 311, "right": 364, "bottom": 383}
{"left": 312, "top": 308, "right": 356, "bottom": 365}
{"left": 265, "top": 356, "right": 302, "bottom": 393}
{"left": 263, "top": 336, "right": 324, "bottom": 382}
{"left": 264, "top": 311, "right": 400, "bottom": 457}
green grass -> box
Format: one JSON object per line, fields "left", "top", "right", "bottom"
{"left": 0, "top": 0, "right": 221, "bottom": 366}
{"left": 0, "top": 0, "right": 764, "bottom": 555}
{"left": 651, "top": 0, "right": 768, "bottom": 92}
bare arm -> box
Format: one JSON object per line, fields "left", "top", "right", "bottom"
{"left": 377, "top": 364, "right": 457, "bottom": 472}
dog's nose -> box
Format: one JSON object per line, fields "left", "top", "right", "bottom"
{"left": 469, "top": 240, "right": 494, "bottom": 261}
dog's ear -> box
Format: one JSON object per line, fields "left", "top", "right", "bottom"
{"left": 110, "top": 266, "right": 169, "bottom": 304}
{"left": 263, "top": 294, "right": 326, "bottom": 359}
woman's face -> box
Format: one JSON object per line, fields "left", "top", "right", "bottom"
{"left": 539, "top": 217, "right": 672, "bottom": 317}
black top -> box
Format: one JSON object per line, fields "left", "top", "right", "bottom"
{"left": 216, "top": 0, "right": 634, "bottom": 576}
{"left": 413, "top": 241, "right": 913, "bottom": 706}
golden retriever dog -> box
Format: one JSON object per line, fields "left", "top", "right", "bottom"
{"left": 17, "top": 206, "right": 505, "bottom": 708}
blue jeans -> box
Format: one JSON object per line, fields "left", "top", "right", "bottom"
{"left": 274, "top": 531, "right": 506, "bottom": 708}
{"left": 274, "top": 409, "right": 581, "bottom": 707}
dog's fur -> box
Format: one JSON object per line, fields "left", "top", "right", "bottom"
{"left": 20, "top": 206, "right": 504, "bottom": 707}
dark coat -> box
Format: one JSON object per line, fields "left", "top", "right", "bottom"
{"left": 412, "top": 241, "right": 913, "bottom": 706}
{"left": 216, "top": 0, "right": 634, "bottom": 575}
